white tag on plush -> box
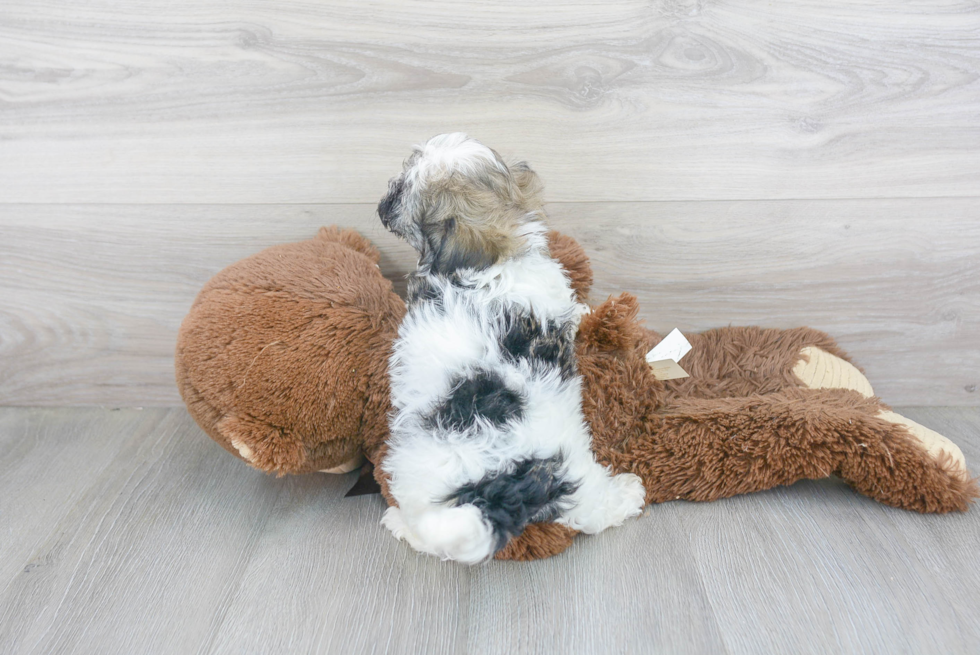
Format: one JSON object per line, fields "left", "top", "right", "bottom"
{"left": 646, "top": 328, "right": 692, "bottom": 380}
{"left": 648, "top": 358, "right": 690, "bottom": 380}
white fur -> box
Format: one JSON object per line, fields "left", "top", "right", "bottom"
{"left": 382, "top": 223, "right": 645, "bottom": 563}
{"left": 407, "top": 132, "right": 507, "bottom": 185}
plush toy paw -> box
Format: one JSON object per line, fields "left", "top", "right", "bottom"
{"left": 876, "top": 410, "right": 967, "bottom": 471}
{"left": 792, "top": 346, "right": 875, "bottom": 398}
{"left": 793, "top": 346, "right": 969, "bottom": 472}
{"left": 217, "top": 414, "right": 309, "bottom": 476}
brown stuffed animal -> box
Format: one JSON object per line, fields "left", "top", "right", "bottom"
{"left": 176, "top": 227, "right": 977, "bottom": 561}
{"left": 175, "top": 226, "right": 402, "bottom": 475}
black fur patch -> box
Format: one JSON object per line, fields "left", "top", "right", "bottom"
{"left": 430, "top": 370, "right": 524, "bottom": 432}
{"left": 444, "top": 270, "right": 476, "bottom": 289}
{"left": 447, "top": 455, "right": 578, "bottom": 552}
{"left": 500, "top": 311, "right": 576, "bottom": 380}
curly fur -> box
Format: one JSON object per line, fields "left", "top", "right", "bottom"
{"left": 376, "top": 134, "right": 645, "bottom": 563}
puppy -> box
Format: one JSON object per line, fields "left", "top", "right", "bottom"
{"left": 377, "top": 133, "right": 645, "bottom": 563}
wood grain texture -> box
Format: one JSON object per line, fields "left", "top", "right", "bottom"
{"left": 1, "top": 199, "right": 977, "bottom": 406}
{"left": 549, "top": 199, "right": 980, "bottom": 406}
{"left": 0, "top": 408, "right": 288, "bottom": 654}
{"left": 0, "top": 408, "right": 150, "bottom": 590}
{"left": 1, "top": 0, "right": 979, "bottom": 202}
{"left": 0, "top": 407, "right": 978, "bottom": 654}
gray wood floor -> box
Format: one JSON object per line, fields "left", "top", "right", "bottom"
{"left": 1, "top": 406, "right": 978, "bottom": 654}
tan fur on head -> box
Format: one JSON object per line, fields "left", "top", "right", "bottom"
{"left": 378, "top": 133, "right": 546, "bottom": 275}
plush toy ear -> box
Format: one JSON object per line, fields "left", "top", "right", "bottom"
{"left": 577, "top": 293, "right": 646, "bottom": 351}
{"left": 317, "top": 226, "right": 381, "bottom": 263}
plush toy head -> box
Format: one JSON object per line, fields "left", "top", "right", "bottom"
{"left": 175, "top": 227, "right": 404, "bottom": 475}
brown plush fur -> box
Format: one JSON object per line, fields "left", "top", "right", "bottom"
{"left": 491, "top": 242, "right": 978, "bottom": 559}
{"left": 175, "top": 226, "right": 977, "bottom": 563}
{"left": 578, "top": 296, "right": 977, "bottom": 514}
{"left": 176, "top": 227, "right": 403, "bottom": 475}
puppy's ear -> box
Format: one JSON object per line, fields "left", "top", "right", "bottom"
{"left": 511, "top": 161, "right": 543, "bottom": 209}
{"left": 425, "top": 217, "right": 504, "bottom": 275}
{"left": 378, "top": 177, "right": 404, "bottom": 228}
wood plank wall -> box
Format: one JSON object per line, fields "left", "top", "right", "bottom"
{"left": 1, "top": 0, "right": 978, "bottom": 406}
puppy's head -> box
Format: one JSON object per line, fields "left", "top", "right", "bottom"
{"left": 378, "top": 133, "right": 544, "bottom": 275}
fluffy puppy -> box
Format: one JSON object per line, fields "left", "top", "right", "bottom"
{"left": 377, "top": 133, "right": 645, "bottom": 564}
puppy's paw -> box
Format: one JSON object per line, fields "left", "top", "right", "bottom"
{"left": 603, "top": 472, "right": 647, "bottom": 526}
{"left": 382, "top": 505, "right": 496, "bottom": 565}
{"left": 381, "top": 506, "right": 416, "bottom": 546}
{"left": 560, "top": 472, "right": 646, "bottom": 534}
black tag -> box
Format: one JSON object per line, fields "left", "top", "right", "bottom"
{"left": 344, "top": 461, "right": 382, "bottom": 497}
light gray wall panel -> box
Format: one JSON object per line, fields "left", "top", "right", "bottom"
{"left": 0, "top": 0, "right": 978, "bottom": 202}
{"left": 1, "top": 199, "right": 977, "bottom": 406}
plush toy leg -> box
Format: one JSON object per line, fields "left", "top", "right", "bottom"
{"left": 792, "top": 346, "right": 874, "bottom": 398}
{"left": 609, "top": 389, "right": 977, "bottom": 513}
{"left": 876, "top": 411, "right": 966, "bottom": 463}
{"left": 494, "top": 523, "right": 578, "bottom": 561}
{"left": 792, "top": 347, "right": 968, "bottom": 471}
{"left": 217, "top": 414, "right": 311, "bottom": 476}
{"left": 664, "top": 326, "right": 854, "bottom": 401}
